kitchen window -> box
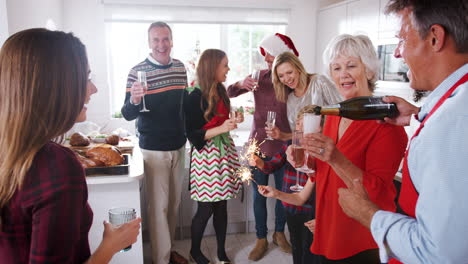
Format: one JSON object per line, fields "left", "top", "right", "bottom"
{"left": 105, "top": 22, "right": 286, "bottom": 116}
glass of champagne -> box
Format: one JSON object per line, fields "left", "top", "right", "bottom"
{"left": 265, "top": 111, "right": 276, "bottom": 140}
{"left": 137, "top": 71, "right": 150, "bottom": 112}
{"left": 251, "top": 69, "right": 261, "bottom": 91}
{"left": 230, "top": 107, "right": 240, "bottom": 138}
{"left": 295, "top": 113, "right": 320, "bottom": 173}
{"left": 290, "top": 130, "right": 305, "bottom": 192}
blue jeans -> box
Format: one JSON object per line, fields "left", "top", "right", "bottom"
{"left": 251, "top": 157, "right": 286, "bottom": 238}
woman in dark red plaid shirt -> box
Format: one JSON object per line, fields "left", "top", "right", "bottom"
{"left": 0, "top": 28, "right": 141, "bottom": 263}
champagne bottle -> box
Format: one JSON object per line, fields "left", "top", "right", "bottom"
{"left": 312, "top": 96, "right": 399, "bottom": 120}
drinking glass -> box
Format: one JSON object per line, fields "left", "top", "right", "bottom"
{"left": 290, "top": 130, "right": 305, "bottom": 192}
{"left": 137, "top": 71, "right": 150, "bottom": 112}
{"left": 108, "top": 207, "right": 136, "bottom": 252}
{"left": 265, "top": 111, "right": 276, "bottom": 140}
{"left": 303, "top": 113, "right": 321, "bottom": 134}
{"left": 251, "top": 69, "right": 261, "bottom": 91}
{"left": 229, "top": 107, "right": 241, "bottom": 138}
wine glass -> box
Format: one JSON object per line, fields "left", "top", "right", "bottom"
{"left": 251, "top": 69, "right": 261, "bottom": 91}
{"left": 290, "top": 130, "right": 305, "bottom": 192}
{"left": 265, "top": 111, "right": 276, "bottom": 140}
{"left": 137, "top": 71, "right": 150, "bottom": 113}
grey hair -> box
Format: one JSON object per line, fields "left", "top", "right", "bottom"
{"left": 148, "top": 21, "right": 172, "bottom": 39}
{"left": 323, "top": 34, "right": 380, "bottom": 91}
{"left": 385, "top": 0, "right": 468, "bottom": 53}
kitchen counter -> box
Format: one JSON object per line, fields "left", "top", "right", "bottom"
{"left": 86, "top": 147, "right": 144, "bottom": 264}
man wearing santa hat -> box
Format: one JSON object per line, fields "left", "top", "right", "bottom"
{"left": 227, "top": 33, "right": 298, "bottom": 261}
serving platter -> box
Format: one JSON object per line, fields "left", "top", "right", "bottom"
{"left": 84, "top": 154, "right": 130, "bottom": 176}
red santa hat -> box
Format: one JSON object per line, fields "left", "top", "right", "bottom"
{"left": 259, "top": 33, "right": 299, "bottom": 57}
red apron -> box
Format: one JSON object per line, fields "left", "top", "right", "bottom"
{"left": 389, "top": 73, "right": 468, "bottom": 264}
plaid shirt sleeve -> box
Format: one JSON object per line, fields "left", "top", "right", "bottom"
{"left": 260, "top": 143, "right": 287, "bottom": 174}
{"left": 21, "top": 143, "right": 91, "bottom": 263}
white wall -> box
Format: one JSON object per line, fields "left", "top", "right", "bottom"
{"left": 0, "top": 0, "right": 8, "bottom": 47}
{"left": 6, "top": 0, "right": 62, "bottom": 34}
{"left": 287, "top": 0, "right": 320, "bottom": 72}
{"left": 5, "top": 0, "right": 320, "bottom": 132}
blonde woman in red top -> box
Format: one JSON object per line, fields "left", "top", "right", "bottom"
{"left": 259, "top": 34, "right": 408, "bottom": 264}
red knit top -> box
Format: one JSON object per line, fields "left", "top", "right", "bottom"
{"left": 311, "top": 116, "right": 407, "bottom": 259}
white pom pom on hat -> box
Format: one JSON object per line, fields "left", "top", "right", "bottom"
{"left": 259, "top": 33, "right": 299, "bottom": 57}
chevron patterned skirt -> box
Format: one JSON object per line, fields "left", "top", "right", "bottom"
{"left": 189, "top": 136, "right": 241, "bottom": 202}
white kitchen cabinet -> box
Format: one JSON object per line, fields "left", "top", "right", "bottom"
{"left": 86, "top": 149, "right": 145, "bottom": 264}
{"left": 346, "top": 0, "right": 379, "bottom": 42}
{"left": 315, "top": 3, "right": 347, "bottom": 75}
{"left": 378, "top": 0, "right": 400, "bottom": 42}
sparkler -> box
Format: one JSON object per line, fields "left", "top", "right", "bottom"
{"left": 235, "top": 136, "right": 265, "bottom": 186}
{"left": 235, "top": 166, "right": 258, "bottom": 185}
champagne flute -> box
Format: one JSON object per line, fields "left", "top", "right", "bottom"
{"left": 137, "top": 71, "right": 150, "bottom": 113}
{"left": 295, "top": 113, "right": 320, "bottom": 173}
{"left": 230, "top": 107, "right": 239, "bottom": 138}
{"left": 265, "top": 111, "right": 276, "bottom": 140}
{"left": 251, "top": 69, "right": 261, "bottom": 91}
{"left": 290, "top": 130, "right": 305, "bottom": 192}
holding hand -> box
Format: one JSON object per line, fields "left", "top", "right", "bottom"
{"left": 130, "top": 81, "right": 147, "bottom": 105}
{"left": 381, "top": 96, "right": 420, "bottom": 126}
{"left": 257, "top": 185, "right": 278, "bottom": 198}
{"left": 265, "top": 125, "right": 281, "bottom": 140}
{"left": 304, "top": 219, "right": 316, "bottom": 233}
{"left": 239, "top": 76, "right": 257, "bottom": 92}
{"left": 248, "top": 155, "right": 264, "bottom": 169}
{"left": 302, "top": 133, "right": 338, "bottom": 163}
{"left": 221, "top": 118, "right": 237, "bottom": 133}
{"left": 102, "top": 218, "right": 142, "bottom": 254}
{"left": 286, "top": 145, "right": 299, "bottom": 168}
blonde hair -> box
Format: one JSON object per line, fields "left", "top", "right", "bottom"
{"left": 272, "top": 52, "right": 314, "bottom": 103}
{"left": 296, "top": 105, "right": 317, "bottom": 120}
{"left": 0, "top": 29, "right": 88, "bottom": 213}
{"left": 323, "top": 34, "right": 380, "bottom": 91}
{"left": 196, "top": 49, "right": 231, "bottom": 121}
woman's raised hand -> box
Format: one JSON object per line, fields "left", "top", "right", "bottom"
{"left": 221, "top": 118, "right": 237, "bottom": 133}
{"left": 302, "top": 133, "right": 338, "bottom": 163}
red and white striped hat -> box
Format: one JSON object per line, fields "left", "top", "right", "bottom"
{"left": 259, "top": 33, "right": 299, "bottom": 57}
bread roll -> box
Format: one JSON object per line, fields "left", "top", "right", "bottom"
{"left": 105, "top": 134, "right": 120, "bottom": 145}
{"left": 70, "top": 132, "right": 90, "bottom": 146}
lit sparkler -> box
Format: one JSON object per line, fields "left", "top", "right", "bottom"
{"left": 235, "top": 166, "right": 258, "bottom": 185}
{"left": 235, "top": 136, "right": 265, "bottom": 185}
